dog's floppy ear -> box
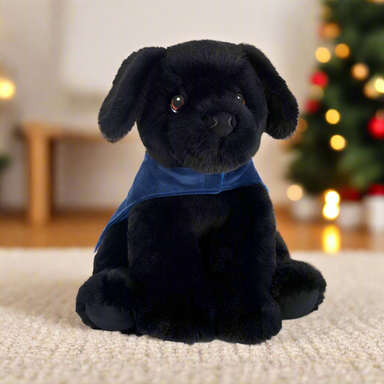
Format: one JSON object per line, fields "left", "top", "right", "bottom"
{"left": 98, "top": 47, "right": 167, "bottom": 142}
{"left": 240, "top": 44, "right": 298, "bottom": 139}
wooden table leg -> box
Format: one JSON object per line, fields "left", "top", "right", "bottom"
{"left": 27, "top": 130, "right": 52, "bottom": 225}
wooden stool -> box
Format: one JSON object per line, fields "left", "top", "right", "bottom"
{"left": 22, "top": 122, "right": 133, "bottom": 226}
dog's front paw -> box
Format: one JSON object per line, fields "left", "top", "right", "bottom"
{"left": 76, "top": 267, "right": 135, "bottom": 332}
{"left": 272, "top": 259, "right": 326, "bottom": 320}
{"left": 216, "top": 300, "right": 282, "bottom": 344}
{"left": 136, "top": 300, "right": 216, "bottom": 344}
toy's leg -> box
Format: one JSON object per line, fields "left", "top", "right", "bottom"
{"left": 76, "top": 267, "right": 135, "bottom": 331}
{"left": 272, "top": 232, "right": 326, "bottom": 320}
{"left": 92, "top": 219, "right": 129, "bottom": 274}
{"left": 207, "top": 185, "right": 282, "bottom": 344}
{"left": 128, "top": 199, "right": 216, "bottom": 344}
{"left": 76, "top": 220, "right": 135, "bottom": 331}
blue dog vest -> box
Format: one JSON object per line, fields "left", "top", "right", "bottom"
{"left": 96, "top": 153, "right": 267, "bottom": 250}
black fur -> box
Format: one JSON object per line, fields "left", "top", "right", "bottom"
{"left": 240, "top": 44, "right": 299, "bottom": 140}
{"left": 99, "top": 40, "right": 298, "bottom": 173}
{"left": 99, "top": 47, "right": 167, "bottom": 142}
{"left": 76, "top": 40, "right": 326, "bottom": 344}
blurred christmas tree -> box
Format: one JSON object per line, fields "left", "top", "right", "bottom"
{"left": 287, "top": 0, "right": 384, "bottom": 197}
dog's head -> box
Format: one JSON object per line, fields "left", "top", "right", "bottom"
{"left": 99, "top": 40, "right": 298, "bottom": 173}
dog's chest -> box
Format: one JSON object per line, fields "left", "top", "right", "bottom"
{"left": 180, "top": 191, "right": 233, "bottom": 238}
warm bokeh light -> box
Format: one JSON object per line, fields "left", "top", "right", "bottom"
{"left": 325, "top": 109, "right": 341, "bottom": 124}
{"left": 315, "top": 47, "right": 331, "bottom": 63}
{"left": 351, "top": 63, "right": 369, "bottom": 80}
{"left": 297, "top": 117, "right": 308, "bottom": 132}
{"left": 323, "top": 189, "right": 340, "bottom": 221}
{"left": 281, "top": 131, "right": 302, "bottom": 150}
{"left": 325, "top": 190, "right": 340, "bottom": 205}
{"left": 323, "top": 204, "right": 340, "bottom": 220}
{"left": 310, "top": 85, "right": 324, "bottom": 100}
{"left": 0, "top": 77, "right": 16, "bottom": 100}
{"left": 287, "top": 184, "right": 303, "bottom": 201}
{"left": 330, "top": 135, "right": 347, "bottom": 150}
{"left": 335, "top": 43, "right": 350, "bottom": 59}
{"left": 322, "top": 23, "right": 341, "bottom": 39}
{"left": 374, "top": 77, "right": 384, "bottom": 93}
{"left": 364, "top": 81, "right": 379, "bottom": 99}
{"left": 322, "top": 225, "right": 341, "bottom": 254}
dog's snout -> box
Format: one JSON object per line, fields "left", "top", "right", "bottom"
{"left": 203, "top": 112, "right": 237, "bottom": 138}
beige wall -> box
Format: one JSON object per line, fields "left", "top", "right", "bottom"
{"left": 0, "top": 0, "right": 319, "bottom": 210}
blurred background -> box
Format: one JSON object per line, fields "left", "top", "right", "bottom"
{"left": 0, "top": 0, "right": 383, "bottom": 252}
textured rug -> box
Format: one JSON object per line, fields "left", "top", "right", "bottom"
{"left": 0, "top": 249, "right": 383, "bottom": 384}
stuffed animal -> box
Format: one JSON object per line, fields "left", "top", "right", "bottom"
{"left": 76, "top": 40, "right": 326, "bottom": 344}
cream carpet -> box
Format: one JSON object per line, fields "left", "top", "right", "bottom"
{"left": 0, "top": 249, "right": 384, "bottom": 384}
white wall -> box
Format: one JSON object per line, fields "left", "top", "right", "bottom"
{"left": 0, "top": 0, "right": 319, "bottom": 210}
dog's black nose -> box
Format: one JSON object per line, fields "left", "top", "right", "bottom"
{"left": 203, "top": 112, "right": 237, "bottom": 138}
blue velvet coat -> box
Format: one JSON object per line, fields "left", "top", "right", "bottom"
{"left": 96, "top": 153, "right": 267, "bottom": 250}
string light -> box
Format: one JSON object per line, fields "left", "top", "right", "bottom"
{"left": 322, "top": 23, "right": 341, "bottom": 39}
{"left": 315, "top": 47, "right": 331, "bottom": 63}
{"left": 323, "top": 204, "right": 340, "bottom": 220}
{"left": 287, "top": 185, "right": 303, "bottom": 201}
{"left": 323, "top": 190, "right": 340, "bottom": 221}
{"left": 0, "top": 77, "right": 16, "bottom": 100}
{"left": 374, "top": 77, "right": 384, "bottom": 93}
{"left": 322, "top": 225, "right": 341, "bottom": 254}
{"left": 330, "top": 135, "right": 347, "bottom": 150}
{"left": 310, "top": 85, "right": 324, "bottom": 100}
{"left": 284, "top": 131, "right": 302, "bottom": 148}
{"left": 335, "top": 44, "right": 350, "bottom": 59}
{"left": 297, "top": 117, "right": 308, "bottom": 132}
{"left": 351, "top": 63, "right": 369, "bottom": 80}
{"left": 325, "top": 190, "right": 340, "bottom": 205}
{"left": 364, "top": 81, "right": 379, "bottom": 99}
{"left": 325, "top": 109, "right": 341, "bottom": 124}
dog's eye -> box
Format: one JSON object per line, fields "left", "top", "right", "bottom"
{"left": 170, "top": 95, "right": 185, "bottom": 113}
{"left": 237, "top": 93, "right": 246, "bottom": 105}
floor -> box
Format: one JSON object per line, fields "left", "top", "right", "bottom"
{"left": 0, "top": 206, "right": 383, "bottom": 252}
{"left": 2, "top": 248, "right": 384, "bottom": 383}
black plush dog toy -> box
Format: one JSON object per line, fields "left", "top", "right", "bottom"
{"left": 76, "top": 40, "right": 326, "bottom": 344}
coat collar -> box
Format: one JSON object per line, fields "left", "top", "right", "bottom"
{"left": 142, "top": 152, "right": 263, "bottom": 192}
{"left": 95, "top": 152, "right": 266, "bottom": 250}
